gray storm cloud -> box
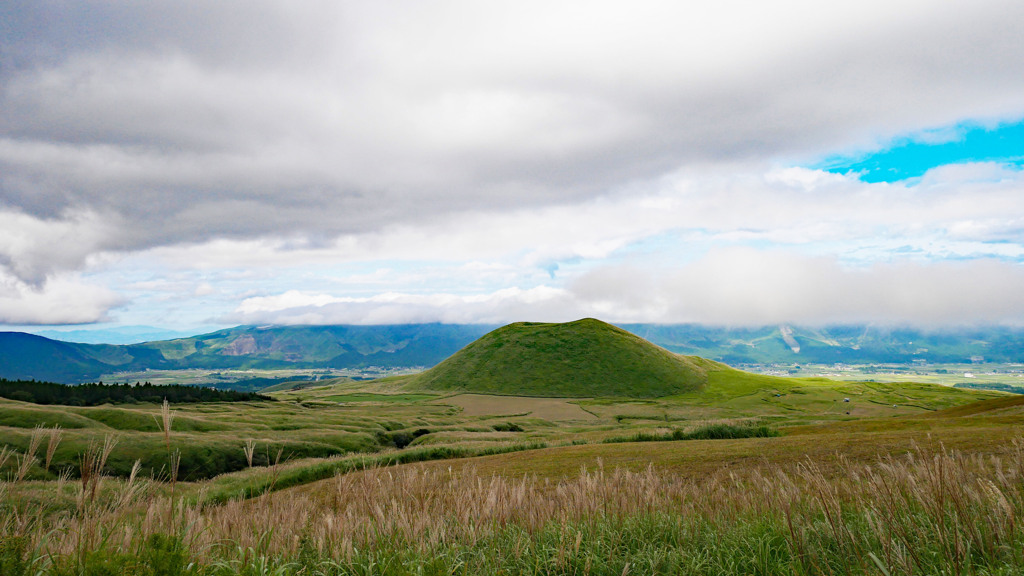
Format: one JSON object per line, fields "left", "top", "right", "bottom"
{"left": 3, "top": 0, "right": 1024, "bottom": 285}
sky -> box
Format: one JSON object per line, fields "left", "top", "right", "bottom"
{"left": 2, "top": 0, "right": 1024, "bottom": 334}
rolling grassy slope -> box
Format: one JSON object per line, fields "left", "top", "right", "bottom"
{"left": 924, "top": 393, "right": 1024, "bottom": 417}
{"left": 6, "top": 388, "right": 1024, "bottom": 576}
{"left": 411, "top": 318, "right": 711, "bottom": 397}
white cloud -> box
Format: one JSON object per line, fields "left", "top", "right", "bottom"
{"left": 107, "top": 163, "right": 1024, "bottom": 272}
{"left": 0, "top": 273, "right": 124, "bottom": 324}
{"left": 236, "top": 290, "right": 349, "bottom": 314}
{"left": 2, "top": 1, "right": 1024, "bottom": 284}
{"left": 228, "top": 286, "right": 580, "bottom": 325}
{"left": 570, "top": 249, "right": 1024, "bottom": 326}
{"left": 0, "top": 209, "right": 120, "bottom": 284}
{"left": 3, "top": 1, "right": 1024, "bottom": 328}
{"left": 225, "top": 250, "right": 1024, "bottom": 327}
{"left": 60, "top": 161, "right": 1023, "bottom": 328}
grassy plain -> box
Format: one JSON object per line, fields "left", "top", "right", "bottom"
{"left": 1, "top": 362, "right": 1020, "bottom": 574}
{"left": 96, "top": 367, "right": 419, "bottom": 389}
{"left": 0, "top": 361, "right": 1003, "bottom": 483}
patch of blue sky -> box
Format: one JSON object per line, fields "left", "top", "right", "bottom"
{"left": 840, "top": 238, "right": 1024, "bottom": 265}
{"left": 614, "top": 229, "right": 715, "bottom": 256}
{"left": 816, "top": 118, "right": 1024, "bottom": 183}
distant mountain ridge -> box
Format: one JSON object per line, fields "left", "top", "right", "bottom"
{"left": 0, "top": 324, "right": 495, "bottom": 383}
{"left": 620, "top": 324, "right": 1024, "bottom": 365}
{"left": 3, "top": 323, "right": 1024, "bottom": 383}
{"left": 31, "top": 325, "right": 201, "bottom": 345}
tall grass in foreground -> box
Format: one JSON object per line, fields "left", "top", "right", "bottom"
{"left": 3, "top": 441, "right": 1024, "bottom": 574}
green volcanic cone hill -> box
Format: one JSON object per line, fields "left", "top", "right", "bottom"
{"left": 410, "top": 318, "right": 713, "bottom": 397}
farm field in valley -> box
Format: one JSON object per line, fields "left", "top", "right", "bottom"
{"left": 746, "top": 361, "right": 1024, "bottom": 388}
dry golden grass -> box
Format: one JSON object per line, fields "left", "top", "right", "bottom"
{"left": 2, "top": 373, "right": 1021, "bottom": 573}
{"left": 396, "top": 419, "right": 1024, "bottom": 481}
{"left": 9, "top": 435, "right": 1024, "bottom": 575}
{"left": 438, "top": 393, "right": 597, "bottom": 420}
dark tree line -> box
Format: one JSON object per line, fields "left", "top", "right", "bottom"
{"left": 0, "top": 379, "right": 271, "bottom": 406}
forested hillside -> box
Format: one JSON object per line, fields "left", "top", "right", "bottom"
{"left": 0, "top": 379, "right": 269, "bottom": 405}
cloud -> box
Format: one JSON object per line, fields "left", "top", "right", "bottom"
{"left": 65, "top": 162, "right": 1024, "bottom": 328}
{"left": 227, "top": 286, "right": 582, "bottom": 325}
{"left": 0, "top": 273, "right": 124, "bottom": 324}
{"left": 2, "top": 0, "right": 1024, "bottom": 285}
{"left": 570, "top": 248, "right": 1024, "bottom": 326}
{"left": 0, "top": 208, "right": 120, "bottom": 284}
{"left": 102, "top": 163, "right": 1024, "bottom": 273}
{"left": 3, "top": 1, "right": 1024, "bottom": 329}
{"left": 226, "top": 250, "right": 1024, "bottom": 327}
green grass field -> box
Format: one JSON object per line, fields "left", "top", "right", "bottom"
{"left": 1, "top": 344, "right": 1019, "bottom": 575}
{"left": 0, "top": 358, "right": 1003, "bottom": 483}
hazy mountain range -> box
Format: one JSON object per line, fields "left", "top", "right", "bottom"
{"left": 30, "top": 326, "right": 207, "bottom": 345}
{"left": 2, "top": 322, "right": 1023, "bottom": 384}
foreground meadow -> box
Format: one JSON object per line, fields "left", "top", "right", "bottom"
{"left": 1, "top": 374, "right": 1021, "bottom": 574}
{"left": 4, "top": 430, "right": 1024, "bottom": 575}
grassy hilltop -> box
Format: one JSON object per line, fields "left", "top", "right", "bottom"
{"left": 411, "top": 318, "right": 711, "bottom": 397}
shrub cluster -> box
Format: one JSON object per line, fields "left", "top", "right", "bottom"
{"left": 378, "top": 427, "right": 432, "bottom": 449}
{"left": 604, "top": 422, "right": 779, "bottom": 444}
